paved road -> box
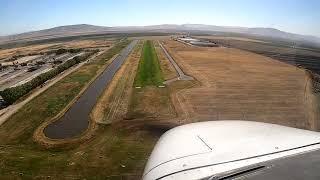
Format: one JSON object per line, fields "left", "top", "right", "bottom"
{"left": 0, "top": 69, "right": 27, "bottom": 84}
{"left": 158, "top": 41, "right": 193, "bottom": 84}
{"left": 44, "top": 40, "right": 138, "bottom": 139}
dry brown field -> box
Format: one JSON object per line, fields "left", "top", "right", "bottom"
{"left": 62, "top": 39, "right": 113, "bottom": 49}
{"left": 197, "top": 36, "right": 268, "bottom": 43}
{"left": 0, "top": 39, "right": 113, "bottom": 61}
{"left": 163, "top": 40, "right": 318, "bottom": 130}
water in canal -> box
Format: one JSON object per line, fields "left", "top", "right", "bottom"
{"left": 44, "top": 40, "right": 138, "bottom": 139}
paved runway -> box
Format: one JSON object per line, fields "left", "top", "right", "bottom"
{"left": 158, "top": 41, "right": 193, "bottom": 84}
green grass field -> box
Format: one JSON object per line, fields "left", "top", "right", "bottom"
{"left": 134, "top": 40, "right": 164, "bottom": 87}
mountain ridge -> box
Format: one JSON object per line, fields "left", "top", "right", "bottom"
{"left": 1, "top": 24, "right": 319, "bottom": 46}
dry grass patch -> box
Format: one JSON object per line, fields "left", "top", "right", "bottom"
{"left": 197, "top": 36, "right": 269, "bottom": 43}
{"left": 0, "top": 39, "right": 114, "bottom": 61}
{"left": 91, "top": 42, "right": 143, "bottom": 124}
{"left": 62, "top": 39, "right": 113, "bottom": 49}
{"left": 126, "top": 86, "right": 176, "bottom": 120}
{"left": 163, "top": 40, "right": 317, "bottom": 130}
{"left": 0, "top": 43, "right": 58, "bottom": 60}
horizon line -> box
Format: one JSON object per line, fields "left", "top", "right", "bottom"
{"left": 1, "top": 23, "right": 319, "bottom": 39}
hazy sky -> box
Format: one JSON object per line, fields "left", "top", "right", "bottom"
{"left": 0, "top": 0, "right": 319, "bottom": 37}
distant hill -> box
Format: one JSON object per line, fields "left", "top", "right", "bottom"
{"left": 0, "top": 24, "right": 319, "bottom": 46}
{"left": 0, "top": 24, "right": 111, "bottom": 44}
